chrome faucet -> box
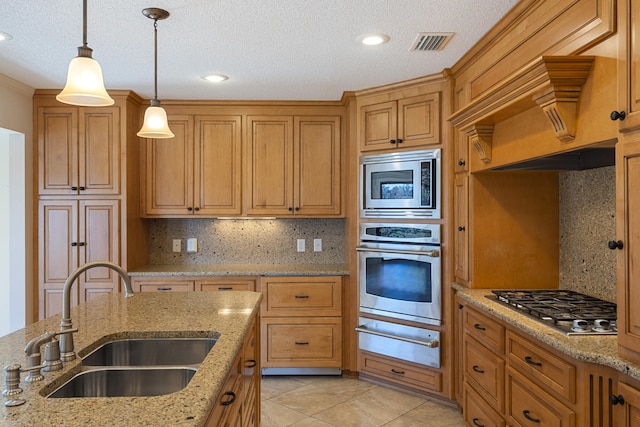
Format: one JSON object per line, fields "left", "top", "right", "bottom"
{"left": 59, "top": 261, "right": 134, "bottom": 361}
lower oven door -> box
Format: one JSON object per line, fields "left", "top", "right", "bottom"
{"left": 356, "top": 317, "right": 440, "bottom": 368}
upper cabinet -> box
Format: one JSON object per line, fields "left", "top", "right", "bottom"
{"left": 245, "top": 115, "right": 342, "bottom": 217}
{"left": 37, "top": 106, "right": 121, "bottom": 196}
{"left": 360, "top": 92, "right": 441, "bottom": 152}
{"left": 616, "top": 0, "right": 640, "bottom": 134}
{"left": 142, "top": 115, "right": 242, "bottom": 217}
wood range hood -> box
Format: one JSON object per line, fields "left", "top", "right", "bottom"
{"left": 449, "top": 55, "right": 615, "bottom": 171}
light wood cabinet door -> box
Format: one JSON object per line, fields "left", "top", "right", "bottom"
{"left": 246, "top": 115, "right": 295, "bottom": 215}
{"left": 38, "top": 199, "right": 120, "bottom": 319}
{"left": 618, "top": 382, "right": 640, "bottom": 427}
{"left": 37, "top": 106, "right": 120, "bottom": 196}
{"left": 454, "top": 174, "right": 469, "bottom": 283}
{"left": 361, "top": 101, "right": 397, "bottom": 151}
{"left": 359, "top": 350, "right": 442, "bottom": 394}
{"left": 260, "top": 276, "right": 342, "bottom": 317}
{"left": 144, "top": 115, "right": 194, "bottom": 215}
{"left": 617, "top": 0, "right": 640, "bottom": 133}
{"left": 616, "top": 138, "right": 640, "bottom": 361}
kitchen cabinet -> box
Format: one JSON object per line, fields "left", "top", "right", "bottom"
{"left": 259, "top": 276, "right": 342, "bottom": 371}
{"left": 616, "top": 138, "right": 640, "bottom": 363}
{"left": 245, "top": 115, "right": 342, "bottom": 217}
{"left": 454, "top": 175, "right": 469, "bottom": 283}
{"left": 38, "top": 199, "right": 120, "bottom": 318}
{"left": 358, "top": 350, "right": 443, "bottom": 394}
{"left": 617, "top": 381, "right": 640, "bottom": 426}
{"left": 130, "top": 276, "right": 257, "bottom": 293}
{"left": 36, "top": 106, "right": 121, "bottom": 196}
{"left": 142, "top": 115, "right": 242, "bottom": 217}
{"left": 615, "top": 0, "right": 640, "bottom": 134}
{"left": 360, "top": 92, "right": 440, "bottom": 152}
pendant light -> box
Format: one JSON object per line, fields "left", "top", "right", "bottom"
{"left": 137, "top": 8, "right": 174, "bottom": 139}
{"left": 56, "top": 0, "right": 114, "bottom": 107}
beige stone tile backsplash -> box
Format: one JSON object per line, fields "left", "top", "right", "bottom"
{"left": 559, "top": 166, "right": 616, "bottom": 301}
{"left": 149, "top": 218, "right": 346, "bottom": 265}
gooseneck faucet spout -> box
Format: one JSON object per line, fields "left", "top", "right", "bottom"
{"left": 59, "top": 261, "right": 134, "bottom": 361}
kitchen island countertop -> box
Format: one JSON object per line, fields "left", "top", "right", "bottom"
{"left": 129, "top": 263, "right": 349, "bottom": 277}
{"left": 0, "top": 291, "right": 262, "bottom": 426}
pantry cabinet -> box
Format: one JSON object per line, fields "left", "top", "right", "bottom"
{"left": 142, "top": 115, "right": 242, "bottom": 217}
{"left": 360, "top": 92, "right": 440, "bottom": 152}
{"left": 38, "top": 199, "right": 120, "bottom": 318}
{"left": 245, "top": 115, "right": 342, "bottom": 217}
{"left": 37, "top": 106, "right": 120, "bottom": 196}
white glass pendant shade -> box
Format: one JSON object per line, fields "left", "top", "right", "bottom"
{"left": 137, "top": 103, "right": 174, "bottom": 138}
{"left": 56, "top": 56, "right": 115, "bottom": 106}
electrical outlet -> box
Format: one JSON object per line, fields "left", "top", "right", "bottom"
{"left": 172, "top": 239, "right": 181, "bottom": 253}
{"left": 186, "top": 238, "right": 198, "bottom": 253}
{"left": 297, "top": 239, "right": 306, "bottom": 252}
{"left": 313, "top": 238, "right": 322, "bottom": 252}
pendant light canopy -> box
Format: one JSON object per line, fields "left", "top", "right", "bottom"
{"left": 137, "top": 8, "right": 174, "bottom": 139}
{"left": 57, "top": 0, "right": 114, "bottom": 107}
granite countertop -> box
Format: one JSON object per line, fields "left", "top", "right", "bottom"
{"left": 128, "top": 263, "right": 350, "bottom": 277}
{"left": 453, "top": 284, "right": 640, "bottom": 382}
{"left": 0, "top": 291, "right": 262, "bottom": 426}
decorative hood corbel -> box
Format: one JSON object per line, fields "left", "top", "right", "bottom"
{"left": 449, "top": 56, "right": 594, "bottom": 164}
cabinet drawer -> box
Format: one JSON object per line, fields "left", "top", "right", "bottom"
{"left": 506, "top": 367, "right": 575, "bottom": 427}
{"left": 261, "top": 276, "right": 341, "bottom": 316}
{"left": 262, "top": 317, "right": 342, "bottom": 368}
{"left": 463, "top": 306, "right": 504, "bottom": 353}
{"left": 463, "top": 383, "right": 505, "bottom": 427}
{"left": 464, "top": 334, "right": 504, "bottom": 412}
{"left": 198, "top": 282, "right": 255, "bottom": 292}
{"left": 359, "top": 351, "right": 442, "bottom": 393}
{"left": 506, "top": 331, "right": 575, "bottom": 403}
{"left": 134, "top": 281, "right": 195, "bottom": 292}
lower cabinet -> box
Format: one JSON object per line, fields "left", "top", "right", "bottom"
{"left": 131, "top": 276, "right": 257, "bottom": 293}
{"left": 359, "top": 350, "right": 442, "bottom": 394}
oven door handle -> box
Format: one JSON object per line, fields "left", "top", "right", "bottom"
{"left": 355, "top": 325, "right": 440, "bottom": 348}
{"left": 356, "top": 247, "right": 440, "bottom": 257}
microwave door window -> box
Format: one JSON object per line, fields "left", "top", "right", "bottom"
{"left": 370, "top": 170, "right": 413, "bottom": 200}
{"left": 365, "top": 257, "right": 432, "bottom": 303}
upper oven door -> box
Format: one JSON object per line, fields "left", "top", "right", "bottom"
{"left": 357, "top": 244, "right": 441, "bottom": 325}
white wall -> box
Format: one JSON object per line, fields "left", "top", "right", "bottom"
{"left": 0, "top": 73, "right": 34, "bottom": 332}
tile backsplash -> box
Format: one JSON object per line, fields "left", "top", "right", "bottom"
{"left": 149, "top": 218, "right": 346, "bottom": 265}
{"left": 559, "top": 166, "right": 616, "bottom": 302}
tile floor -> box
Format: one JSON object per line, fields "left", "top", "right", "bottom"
{"left": 260, "top": 376, "right": 464, "bottom": 427}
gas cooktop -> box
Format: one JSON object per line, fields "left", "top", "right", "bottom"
{"left": 490, "top": 289, "right": 617, "bottom": 336}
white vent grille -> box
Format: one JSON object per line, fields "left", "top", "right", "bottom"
{"left": 410, "top": 32, "right": 454, "bottom": 51}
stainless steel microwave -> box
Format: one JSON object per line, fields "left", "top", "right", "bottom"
{"left": 360, "top": 149, "right": 441, "bottom": 218}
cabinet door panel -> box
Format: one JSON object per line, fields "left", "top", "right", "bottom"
{"left": 246, "top": 116, "right": 294, "bottom": 215}
{"left": 80, "top": 108, "right": 120, "bottom": 194}
{"left": 398, "top": 93, "right": 440, "bottom": 147}
{"left": 144, "top": 116, "right": 193, "bottom": 215}
{"left": 38, "top": 107, "right": 78, "bottom": 195}
{"left": 360, "top": 101, "right": 397, "bottom": 151}
{"left": 454, "top": 174, "right": 469, "bottom": 282}
{"left": 195, "top": 116, "right": 242, "bottom": 215}
{"left": 618, "top": 0, "right": 640, "bottom": 133}
{"left": 295, "top": 116, "right": 341, "bottom": 215}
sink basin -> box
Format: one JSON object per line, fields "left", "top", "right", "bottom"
{"left": 82, "top": 337, "right": 217, "bottom": 367}
{"left": 47, "top": 367, "right": 197, "bottom": 398}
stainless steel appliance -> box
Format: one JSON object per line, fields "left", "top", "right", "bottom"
{"left": 490, "top": 289, "right": 617, "bottom": 336}
{"left": 357, "top": 223, "right": 441, "bottom": 326}
{"left": 360, "top": 149, "right": 441, "bottom": 219}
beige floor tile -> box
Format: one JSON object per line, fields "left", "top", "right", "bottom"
{"left": 288, "top": 417, "right": 337, "bottom": 427}
{"left": 271, "top": 383, "right": 353, "bottom": 415}
{"left": 383, "top": 401, "right": 464, "bottom": 427}
{"left": 261, "top": 376, "right": 312, "bottom": 400}
{"left": 261, "top": 399, "right": 308, "bottom": 427}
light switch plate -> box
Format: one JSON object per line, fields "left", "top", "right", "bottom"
{"left": 313, "top": 238, "right": 322, "bottom": 252}
{"left": 297, "top": 239, "right": 305, "bottom": 252}
{"left": 186, "top": 238, "right": 198, "bottom": 253}
{"left": 172, "top": 239, "right": 181, "bottom": 253}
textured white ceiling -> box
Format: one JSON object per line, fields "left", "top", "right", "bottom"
{"left": 0, "top": 0, "right": 519, "bottom": 101}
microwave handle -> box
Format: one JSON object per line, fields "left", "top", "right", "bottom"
{"left": 356, "top": 247, "right": 440, "bottom": 258}
{"left": 355, "top": 325, "right": 439, "bottom": 348}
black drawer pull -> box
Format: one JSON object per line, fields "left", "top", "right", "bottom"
{"left": 71, "top": 186, "right": 78, "bottom": 191}
{"left": 391, "top": 368, "right": 405, "bottom": 375}
{"left": 523, "top": 410, "right": 540, "bottom": 423}
{"left": 295, "top": 341, "right": 309, "bottom": 345}
{"left": 524, "top": 356, "right": 542, "bottom": 367}
{"left": 472, "top": 418, "right": 484, "bottom": 427}
{"left": 295, "top": 295, "right": 309, "bottom": 299}
{"left": 156, "top": 287, "right": 172, "bottom": 291}
{"left": 245, "top": 359, "right": 257, "bottom": 368}
{"left": 472, "top": 365, "right": 484, "bottom": 374}
{"left": 474, "top": 324, "right": 486, "bottom": 331}
{"left": 218, "top": 287, "right": 233, "bottom": 290}
{"left": 221, "top": 391, "right": 236, "bottom": 406}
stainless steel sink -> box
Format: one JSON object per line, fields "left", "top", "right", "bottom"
{"left": 47, "top": 367, "right": 197, "bottom": 398}
{"left": 82, "top": 337, "right": 217, "bottom": 366}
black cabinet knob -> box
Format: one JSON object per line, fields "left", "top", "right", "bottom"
{"left": 389, "top": 139, "right": 396, "bottom": 144}
{"left": 458, "top": 160, "right": 466, "bottom": 166}
{"left": 71, "top": 242, "right": 78, "bottom": 247}
{"left": 608, "top": 240, "right": 624, "bottom": 250}
{"left": 611, "top": 111, "right": 626, "bottom": 121}
{"left": 71, "top": 186, "right": 78, "bottom": 191}
{"left": 396, "top": 138, "right": 403, "bottom": 144}
{"left": 79, "top": 186, "right": 85, "bottom": 191}
{"left": 610, "top": 394, "right": 625, "bottom": 405}
{"left": 194, "top": 207, "right": 200, "bottom": 212}
{"left": 458, "top": 226, "right": 466, "bottom": 232}
{"left": 187, "top": 207, "right": 193, "bottom": 211}
{"left": 288, "top": 207, "right": 293, "bottom": 212}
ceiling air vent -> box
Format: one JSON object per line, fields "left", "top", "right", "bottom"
{"left": 410, "top": 32, "right": 454, "bottom": 51}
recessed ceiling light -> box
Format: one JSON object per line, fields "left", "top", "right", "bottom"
{"left": 0, "top": 31, "right": 14, "bottom": 41}
{"left": 357, "top": 33, "right": 390, "bottom": 46}
{"left": 203, "top": 74, "right": 229, "bottom": 83}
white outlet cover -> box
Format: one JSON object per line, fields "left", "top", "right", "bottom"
{"left": 313, "top": 239, "right": 322, "bottom": 252}
{"left": 297, "top": 239, "right": 305, "bottom": 252}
